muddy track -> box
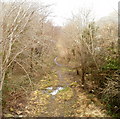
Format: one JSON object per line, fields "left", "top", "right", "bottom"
{"left": 23, "top": 57, "right": 107, "bottom": 117}
{"left": 40, "top": 57, "right": 77, "bottom": 117}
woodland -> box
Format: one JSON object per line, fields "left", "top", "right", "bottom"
{"left": 0, "top": 1, "right": 120, "bottom": 117}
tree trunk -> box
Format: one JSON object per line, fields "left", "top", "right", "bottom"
{"left": 30, "top": 47, "right": 33, "bottom": 76}
{"left": 81, "top": 67, "right": 85, "bottom": 85}
{"left": 76, "top": 69, "right": 80, "bottom": 75}
{"left": 11, "top": 62, "right": 16, "bottom": 74}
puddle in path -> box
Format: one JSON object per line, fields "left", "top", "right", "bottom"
{"left": 50, "top": 87, "right": 64, "bottom": 95}
{"left": 46, "top": 87, "right": 53, "bottom": 90}
{"left": 42, "top": 87, "right": 64, "bottom": 95}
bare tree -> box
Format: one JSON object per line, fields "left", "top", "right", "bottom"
{"left": 0, "top": 1, "right": 53, "bottom": 91}
{"left": 61, "top": 9, "right": 99, "bottom": 86}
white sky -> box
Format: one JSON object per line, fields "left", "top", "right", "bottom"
{"left": 40, "top": 0, "right": 119, "bottom": 26}
{"left": 3, "top": 0, "right": 119, "bottom": 26}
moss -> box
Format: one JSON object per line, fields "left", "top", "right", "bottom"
{"left": 56, "top": 87, "right": 74, "bottom": 101}
{"left": 70, "top": 82, "right": 78, "bottom": 87}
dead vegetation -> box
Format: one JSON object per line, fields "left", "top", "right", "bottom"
{"left": 0, "top": 0, "right": 119, "bottom": 118}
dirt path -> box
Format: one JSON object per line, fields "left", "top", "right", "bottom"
{"left": 20, "top": 57, "right": 108, "bottom": 117}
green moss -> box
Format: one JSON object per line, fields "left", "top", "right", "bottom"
{"left": 56, "top": 87, "right": 74, "bottom": 101}
{"left": 102, "top": 58, "right": 119, "bottom": 70}
{"left": 70, "top": 82, "right": 78, "bottom": 87}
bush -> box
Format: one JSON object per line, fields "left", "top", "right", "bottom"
{"left": 101, "top": 74, "right": 120, "bottom": 117}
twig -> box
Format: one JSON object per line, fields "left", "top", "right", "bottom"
{"left": 14, "top": 60, "right": 33, "bottom": 87}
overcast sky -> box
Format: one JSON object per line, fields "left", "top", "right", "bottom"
{"left": 3, "top": 0, "right": 119, "bottom": 26}
{"left": 39, "top": 0, "right": 119, "bottom": 26}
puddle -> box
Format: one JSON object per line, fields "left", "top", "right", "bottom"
{"left": 46, "top": 87, "right": 53, "bottom": 90}
{"left": 50, "top": 87, "right": 64, "bottom": 95}
{"left": 42, "top": 87, "right": 64, "bottom": 95}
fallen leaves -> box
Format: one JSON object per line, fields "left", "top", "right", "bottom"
{"left": 56, "top": 87, "right": 74, "bottom": 101}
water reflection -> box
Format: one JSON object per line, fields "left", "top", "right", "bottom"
{"left": 43, "top": 87, "right": 64, "bottom": 95}
{"left": 50, "top": 87, "right": 64, "bottom": 95}
{"left": 46, "top": 87, "right": 53, "bottom": 90}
